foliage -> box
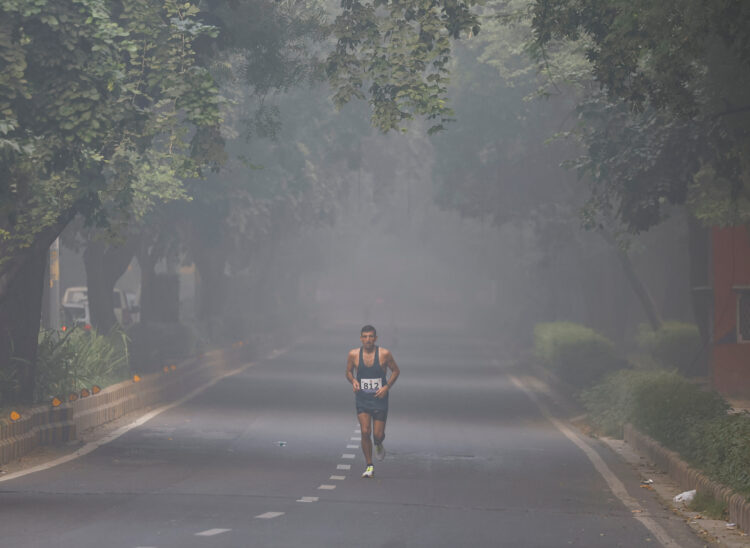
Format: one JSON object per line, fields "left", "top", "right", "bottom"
{"left": 572, "top": 97, "right": 703, "bottom": 233}
{"left": 128, "top": 0, "right": 334, "bottom": 325}
{"left": 688, "top": 491, "right": 728, "bottom": 520}
{"left": 534, "top": 321, "right": 622, "bottom": 389}
{"left": 531, "top": 0, "right": 750, "bottom": 230}
{"left": 0, "top": 0, "right": 224, "bottom": 402}
{"left": 582, "top": 369, "right": 678, "bottom": 437}
{"left": 327, "top": 0, "right": 480, "bottom": 133}
{"left": 689, "top": 414, "right": 750, "bottom": 497}
{"left": 33, "top": 327, "right": 130, "bottom": 402}
{"left": 530, "top": 0, "right": 750, "bottom": 117}
{"left": 584, "top": 368, "right": 750, "bottom": 496}
{"left": 631, "top": 375, "right": 728, "bottom": 454}
{"left": 0, "top": 0, "right": 223, "bottom": 268}
{"left": 634, "top": 321, "right": 702, "bottom": 376}
{"left": 0, "top": 359, "right": 19, "bottom": 408}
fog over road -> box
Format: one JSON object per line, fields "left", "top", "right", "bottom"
{"left": 0, "top": 326, "right": 705, "bottom": 548}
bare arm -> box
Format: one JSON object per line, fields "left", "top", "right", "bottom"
{"left": 374, "top": 349, "right": 399, "bottom": 398}
{"left": 346, "top": 350, "right": 360, "bottom": 392}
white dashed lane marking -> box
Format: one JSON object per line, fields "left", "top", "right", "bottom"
{"left": 195, "top": 529, "right": 231, "bottom": 537}
{"left": 318, "top": 484, "right": 336, "bottom": 490}
{"left": 297, "top": 496, "right": 319, "bottom": 503}
{"left": 346, "top": 444, "right": 359, "bottom": 449}
{"left": 330, "top": 475, "right": 346, "bottom": 480}
{"left": 337, "top": 464, "right": 351, "bottom": 470}
{"left": 350, "top": 436, "right": 359, "bottom": 441}
{"left": 255, "top": 512, "right": 285, "bottom": 519}
{"left": 342, "top": 453, "right": 355, "bottom": 459}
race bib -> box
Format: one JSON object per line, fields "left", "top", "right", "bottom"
{"left": 360, "top": 378, "right": 383, "bottom": 393}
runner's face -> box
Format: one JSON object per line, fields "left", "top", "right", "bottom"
{"left": 360, "top": 331, "right": 376, "bottom": 350}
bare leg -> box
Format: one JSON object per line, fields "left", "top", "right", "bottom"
{"left": 358, "top": 412, "right": 373, "bottom": 465}
{"left": 373, "top": 419, "right": 386, "bottom": 446}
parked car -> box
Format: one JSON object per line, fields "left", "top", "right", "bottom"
{"left": 61, "top": 286, "right": 138, "bottom": 327}
{"left": 62, "top": 300, "right": 91, "bottom": 329}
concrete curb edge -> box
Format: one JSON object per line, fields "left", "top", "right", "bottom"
{"left": 624, "top": 423, "right": 750, "bottom": 532}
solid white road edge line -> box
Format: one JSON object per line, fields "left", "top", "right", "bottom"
{"left": 0, "top": 349, "right": 289, "bottom": 483}
{"left": 509, "top": 375, "right": 681, "bottom": 548}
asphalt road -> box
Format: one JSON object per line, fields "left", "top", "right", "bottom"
{"left": 0, "top": 326, "right": 708, "bottom": 548}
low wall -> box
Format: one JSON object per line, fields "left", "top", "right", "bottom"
{"left": 0, "top": 332, "right": 280, "bottom": 467}
{"left": 624, "top": 423, "right": 750, "bottom": 532}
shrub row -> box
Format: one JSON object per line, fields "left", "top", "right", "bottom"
{"left": 535, "top": 320, "right": 749, "bottom": 494}
{"left": 635, "top": 321, "right": 702, "bottom": 376}
{"left": 582, "top": 369, "right": 750, "bottom": 496}
{"left": 533, "top": 322, "right": 623, "bottom": 388}
{"left": 534, "top": 320, "right": 704, "bottom": 392}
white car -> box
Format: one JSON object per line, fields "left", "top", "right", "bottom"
{"left": 62, "top": 286, "right": 138, "bottom": 327}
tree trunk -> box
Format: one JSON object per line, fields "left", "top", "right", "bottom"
{"left": 137, "top": 242, "right": 159, "bottom": 324}
{"left": 0, "top": 217, "right": 72, "bottom": 403}
{"left": 83, "top": 236, "right": 138, "bottom": 332}
{"left": 0, "top": 247, "right": 47, "bottom": 403}
{"left": 193, "top": 244, "right": 227, "bottom": 321}
{"left": 600, "top": 230, "right": 663, "bottom": 331}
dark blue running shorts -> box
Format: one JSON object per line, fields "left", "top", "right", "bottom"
{"left": 356, "top": 404, "right": 388, "bottom": 422}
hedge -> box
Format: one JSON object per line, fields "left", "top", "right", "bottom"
{"left": 534, "top": 322, "right": 623, "bottom": 389}
{"left": 634, "top": 321, "right": 702, "bottom": 376}
{"left": 582, "top": 369, "right": 750, "bottom": 496}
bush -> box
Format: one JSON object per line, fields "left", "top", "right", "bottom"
{"left": 635, "top": 321, "right": 702, "bottom": 376}
{"left": 34, "top": 327, "right": 130, "bottom": 402}
{"left": 689, "top": 414, "right": 750, "bottom": 496}
{"left": 581, "top": 369, "right": 678, "bottom": 437}
{"left": 631, "top": 374, "right": 728, "bottom": 453}
{"left": 127, "top": 321, "right": 203, "bottom": 373}
{"left": 584, "top": 366, "right": 750, "bottom": 495}
{"left": 534, "top": 322, "right": 623, "bottom": 389}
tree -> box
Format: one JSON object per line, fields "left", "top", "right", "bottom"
{"left": 327, "top": 0, "right": 480, "bottom": 133}
{"left": 0, "top": 0, "right": 221, "bottom": 403}
{"left": 530, "top": 0, "right": 750, "bottom": 229}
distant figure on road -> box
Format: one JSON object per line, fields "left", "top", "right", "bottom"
{"left": 346, "top": 325, "right": 400, "bottom": 478}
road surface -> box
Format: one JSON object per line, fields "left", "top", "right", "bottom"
{"left": 0, "top": 326, "right": 706, "bottom": 547}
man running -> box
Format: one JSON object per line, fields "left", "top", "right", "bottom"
{"left": 346, "top": 325, "right": 400, "bottom": 478}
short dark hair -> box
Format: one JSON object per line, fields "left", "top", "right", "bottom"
{"left": 361, "top": 325, "right": 376, "bottom": 336}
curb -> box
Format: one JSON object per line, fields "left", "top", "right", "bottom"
{"left": 0, "top": 332, "right": 281, "bottom": 467}
{"left": 624, "top": 423, "right": 750, "bottom": 533}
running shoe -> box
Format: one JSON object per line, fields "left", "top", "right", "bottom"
{"left": 375, "top": 442, "right": 386, "bottom": 461}
{"left": 361, "top": 465, "right": 374, "bottom": 478}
